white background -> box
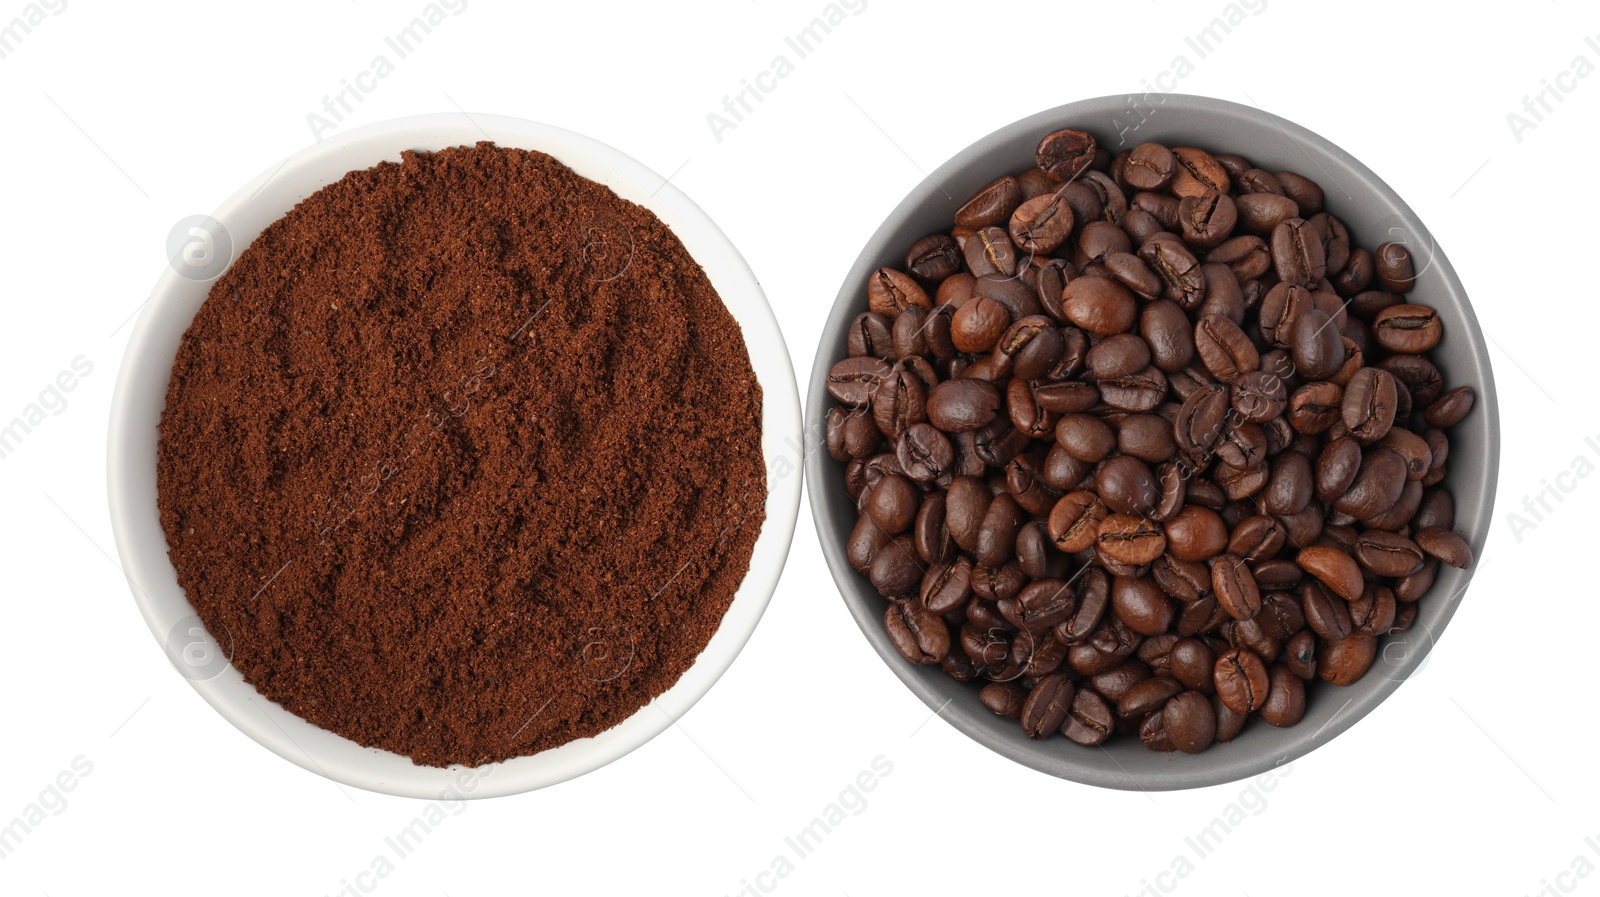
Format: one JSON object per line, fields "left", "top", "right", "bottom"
{"left": 2, "top": 1, "right": 1596, "bottom": 895}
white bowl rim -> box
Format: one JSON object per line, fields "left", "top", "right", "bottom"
{"left": 107, "top": 113, "right": 802, "bottom": 800}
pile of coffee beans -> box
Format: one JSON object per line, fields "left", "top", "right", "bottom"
{"left": 826, "top": 127, "right": 1476, "bottom": 753}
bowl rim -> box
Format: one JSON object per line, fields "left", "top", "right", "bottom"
{"left": 805, "top": 92, "right": 1500, "bottom": 791}
{"left": 107, "top": 112, "right": 803, "bottom": 800}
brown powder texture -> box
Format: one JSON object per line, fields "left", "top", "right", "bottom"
{"left": 156, "top": 142, "right": 766, "bottom": 767}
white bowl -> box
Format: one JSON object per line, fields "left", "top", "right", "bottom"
{"left": 107, "top": 114, "right": 802, "bottom": 799}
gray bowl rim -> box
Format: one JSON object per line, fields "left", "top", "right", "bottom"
{"left": 804, "top": 93, "right": 1499, "bottom": 792}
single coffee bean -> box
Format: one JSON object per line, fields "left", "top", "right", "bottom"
{"left": 827, "top": 356, "right": 893, "bottom": 408}
{"left": 1096, "top": 455, "right": 1159, "bottom": 516}
{"left": 1061, "top": 688, "right": 1115, "bottom": 745}
{"left": 1141, "top": 299, "right": 1197, "bottom": 372}
{"left": 1374, "top": 241, "right": 1416, "bottom": 293}
{"left": 1423, "top": 386, "right": 1475, "bottom": 428}
{"left": 1036, "top": 128, "right": 1097, "bottom": 181}
{"left": 920, "top": 555, "right": 973, "bottom": 614}
{"left": 1010, "top": 193, "right": 1075, "bottom": 254}
{"left": 1231, "top": 370, "right": 1287, "bottom": 423}
{"left": 1341, "top": 367, "right": 1399, "bottom": 443}
{"left": 926, "top": 378, "right": 1001, "bottom": 432}
{"left": 1259, "top": 664, "right": 1306, "bottom": 727}
{"left": 848, "top": 312, "right": 894, "bottom": 359}
{"left": 1276, "top": 171, "right": 1324, "bottom": 215}
{"left": 1373, "top": 303, "right": 1443, "bottom": 354}
{"left": 1171, "top": 146, "right": 1230, "bottom": 199}
{"left": 906, "top": 234, "right": 963, "bottom": 283}
{"left": 1176, "top": 382, "right": 1231, "bottom": 454}
{"left": 1415, "top": 528, "right": 1473, "bottom": 568}
{"left": 1062, "top": 275, "right": 1137, "bottom": 335}
{"left": 1113, "top": 575, "right": 1176, "bottom": 636}
{"left": 1271, "top": 217, "right": 1327, "bottom": 287}
{"left": 1214, "top": 647, "right": 1269, "bottom": 713}
{"left": 867, "top": 267, "right": 932, "bottom": 318}
{"left": 1169, "top": 637, "right": 1217, "bottom": 691}
{"left": 1291, "top": 308, "right": 1345, "bottom": 381}
{"left": 885, "top": 598, "right": 950, "bottom": 665}
{"left": 1118, "top": 413, "right": 1178, "bottom": 464}
{"left": 870, "top": 535, "right": 924, "bottom": 597}
{"left": 1333, "top": 447, "right": 1407, "bottom": 521}
{"left": 1048, "top": 490, "right": 1108, "bottom": 553}
{"left": 1195, "top": 313, "right": 1260, "bottom": 384}
{"left": 1020, "top": 672, "right": 1074, "bottom": 738}
{"left": 1166, "top": 506, "right": 1229, "bottom": 561}
{"left": 956, "top": 175, "right": 1022, "bottom": 229}
{"left": 979, "top": 681, "right": 1026, "bottom": 719}
{"left": 1179, "top": 190, "right": 1237, "bottom": 248}
{"left": 1213, "top": 693, "right": 1248, "bottom": 743}
{"left": 1124, "top": 141, "right": 1176, "bottom": 190}
{"left": 1317, "top": 633, "right": 1377, "bottom": 685}
{"left": 1139, "top": 232, "right": 1206, "bottom": 308}
{"left": 1349, "top": 584, "right": 1397, "bottom": 636}
{"left": 1296, "top": 545, "right": 1364, "bottom": 601}
{"left": 872, "top": 369, "right": 928, "bottom": 439}
{"left": 1211, "top": 554, "right": 1263, "bottom": 620}
{"left": 1162, "top": 690, "right": 1218, "bottom": 754}
{"left": 1096, "top": 513, "right": 1167, "bottom": 566}
{"left": 1353, "top": 530, "right": 1425, "bottom": 578}
{"left": 866, "top": 474, "right": 920, "bottom": 534}
{"left": 1287, "top": 381, "right": 1344, "bottom": 434}
{"left": 897, "top": 423, "right": 954, "bottom": 483}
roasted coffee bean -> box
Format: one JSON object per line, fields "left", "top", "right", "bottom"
{"left": 1318, "top": 633, "right": 1377, "bottom": 685}
{"left": 1124, "top": 141, "right": 1176, "bottom": 190}
{"left": 1424, "top": 386, "right": 1475, "bottom": 428}
{"left": 1291, "top": 308, "right": 1345, "bottom": 381}
{"left": 1139, "top": 232, "right": 1206, "bottom": 308}
{"left": 1353, "top": 530, "right": 1424, "bottom": 578}
{"left": 1416, "top": 528, "right": 1473, "bottom": 568}
{"left": 1096, "top": 455, "right": 1159, "bottom": 516}
{"left": 1166, "top": 506, "right": 1229, "bottom": 561}
{"left": 1171, "top": 146, "right": 1230, "bottom": 198}
{"left": 1162, "top": 690, "right": 1217, "bottom": 753}
{"left": 1263, "top": 451, "right": 1314, "bottom": 517}
{"left": 1214, "top": 647, "right": 1269, "bottom": 713}
{"left": 1062, "top": 275, "right": 1137, "bottom": 335}
{"left": 1096, "top": 513, "right": 1167, "bottom": 566}
{"left": 1119, "top": 413, "right": 1178, "bottom": 463}
{"left": 870, "top": 535, "right": 924, "bottom": 597}
{"left": 920, "top": 554, "right": 972, "bottom": 614}
{"left": 1097, "top": 364, "right": 1168, "bottom": 412}
{"left": 1374, "top": 241, "right": 1416, "bottom": 293}
{"left": 1036, "top": 128, "right": 1097, "bottom": 180}
{"left": 1259, "top": 664, "right": 1306, "bottom": 727}
{"left": 848, "top": 312, "right": 894, "bottom": 359}
{"left": 867, "top": 267, "right": 932, "bottom": 318}
{"left": 1015, "top": 520, "right": 1069, "bottom": 580}
{"left": 1048, "top": 490, "right": 1107, "bottom": 553}
{"left": 1285, "top": 630, "right": 1317, "bottom": 679}
{"left": 1020, "top": 672, "right": 1074, "bottom": 738}
{"left": 886, "top": 598, "right": 949, "bottom": 665}
{"left": 927, "top": 378, "right": 1001, "bottom": 432}
{"left": 1057, "top": 414, "right": 1117, "bottom": 462}
{"left": 1276, "top": 171, "right": 1324, "bottom": 215}
{"left": 956, "top": 175, "right": 1022, "bottom": 230}
{"left": 872, "top": 369, "right": 927, "bottom": 439}
{"left": 1373, "top": 303, "right": 1442, "bottom": 354}
{"left": 1179, "top": 190, "right": 1236, "bottom": 248}
{"left": 1120, "top": 675, "right": 1183, "bottom": 718}
{"left": 1413, "top": 488, "right": 1455, "bottom": 531}
{"left": 1213, "top": 694, "right": 1248, "bottom": 743}
{"left": 979, "top": 682, "right": 1026, "bottom": 719}
{"left": 898, "top": 423, "right": 955, "bottom": 483}
{"left": 1010, "top": 193, "right": 1075, "bottom": 254}
{"left": 1287, "top": 381, "right": 1343, "bottom": 434}
{"left": 1251, "top": 558, "right": 1303, "bottom": 591}
{"left": 1113, "top": 575, "right": 1176, "bottom": 635}
{"left": 1195, "top": 313, "right": 1260, "bottom": 384}
{"left": 827, "top": 356, "right": 893, "bottom": 407}
{"left": 1349, "top": 584, "right": 1397, "bottom": 636}
{"left": 1296, "top": 545, "right": 1364, "bottom": 601}
{"left": 1169, "top": 637, "right": 1217, "bottom": 691}
{"left": 1395, "top": 558, "right": 1437, "bottom": 602}
{"left": 1229, "top": 514, "right": 1287, "bottom": 562}
{"left": 1271, "top": 218, "right": 1326, "bottom": 286}
{"left": 963, "top": 226, "right": 1019, "bottom": 278}
{"left": 1141, "top": 299, "right": 1197, "bottom": 372}
{"left": 1176, "top": 382, "right": 1230, "bottom": 454}
{"left": 1061, "top": 689, "right": 1115, "bottom": 745}
{"left": 865, "top": 474, "right": 920, "bottom": 534}
{"left": 1212, "top": 554, "right": 1263, "bottom": 620}
{"left": 1341, "top": 367, "right": 1399, "bottom": 443}
{"left": 1139, "top": 708, "right": 1176, "bottom": 752}
{"left": 976, "top": 493, "right": 1026, "bottom": 569}
{"left": 1333, "top": 447, "right": 1407, "bottom": 521}
{"left": 906, "top": 234, "right": 963, "bottom": 283}
{"left": 1230, "top": 370, "right": 1287, "bottom": 423}
{"left": 1210, "top": 235, "right": 1271, "bottom": 282}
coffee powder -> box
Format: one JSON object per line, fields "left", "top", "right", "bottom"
{"left": 157, "top": 142, "right": 766, "bottom": 767}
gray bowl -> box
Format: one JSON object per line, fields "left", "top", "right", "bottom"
{"left": 805, "top": 94, "right": 1498, "bottom": 791}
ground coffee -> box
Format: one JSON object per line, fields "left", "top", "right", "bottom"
{"left": 158, "top": 142, "right": 765, "bottom": 767}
